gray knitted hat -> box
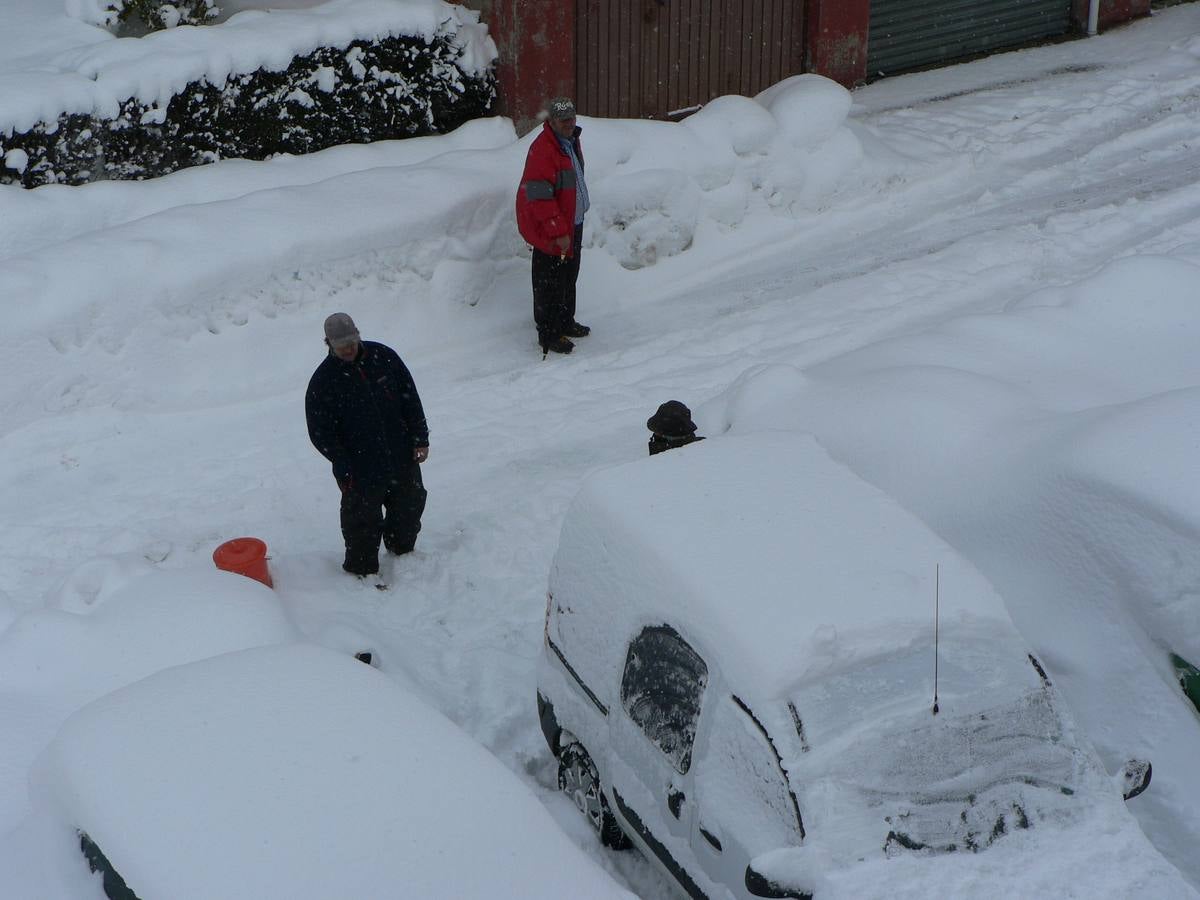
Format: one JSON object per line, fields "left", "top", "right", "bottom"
{"left": 324, "top": 312, "right": 360, "bottom": 348}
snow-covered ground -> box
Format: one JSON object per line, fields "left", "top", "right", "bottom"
{"left": 3, "top": 2, "right": 1200, "bottom": 897}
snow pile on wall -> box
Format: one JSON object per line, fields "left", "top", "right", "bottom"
{"left": 588, "top": 76, "right": 864, "bottom": 269}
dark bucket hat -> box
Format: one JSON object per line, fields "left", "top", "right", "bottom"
{"left": 647, "top": 400, "right": 697, "bottom": 438}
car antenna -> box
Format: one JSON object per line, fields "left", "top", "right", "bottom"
{"left": 932, "top": 563, "right": 940, "bottom": 716}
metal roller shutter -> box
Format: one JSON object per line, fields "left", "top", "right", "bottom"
{"left": 868, "top": 0, "right": 1071, "bottom": 78}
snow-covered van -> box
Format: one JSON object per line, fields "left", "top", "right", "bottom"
{"left": 536, "top": 433, "right": 1157, "bottom": 899}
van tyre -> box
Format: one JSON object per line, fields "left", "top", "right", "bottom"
{"left": 557, "top": 742, "right": 632, "bottom": 850}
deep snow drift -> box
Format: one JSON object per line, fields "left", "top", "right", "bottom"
{"left": 3, "top": 3, "right": 1200, "bottom": 898}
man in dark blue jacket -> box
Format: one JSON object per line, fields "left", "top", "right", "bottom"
{"left": 306, "top": 313, "right": 429, "bottom": 577}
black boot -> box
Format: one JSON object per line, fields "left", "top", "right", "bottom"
{"left": 544, "top": 335, "right": 574, "bottom": 355}
{"left": 563, "top": 321, "right": 591, "bottom": 338}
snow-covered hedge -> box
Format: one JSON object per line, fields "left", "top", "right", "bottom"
{"left": 67, "top": 0, "right": 220, "bottom": 33}
{"left": 1, "top": 1, "right": 496, "bottom": 188}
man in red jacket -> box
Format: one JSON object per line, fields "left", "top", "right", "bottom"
{"left": 515, "top": 97, "right": 591, "bottom": 357}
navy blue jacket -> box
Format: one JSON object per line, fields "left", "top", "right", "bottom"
{"left": 305, "top": 341, "right": 429, "bottom": 486}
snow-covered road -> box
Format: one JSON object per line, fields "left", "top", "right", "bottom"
{"left": 4, "top": 5, "right": 1200, "bottom": 898}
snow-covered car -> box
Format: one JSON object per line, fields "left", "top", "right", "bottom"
{"left": 33, "top": 643, "right": 633, "bottom": 900}
{"left": 536, "top": 433, "right": 1156, "bottom": 899}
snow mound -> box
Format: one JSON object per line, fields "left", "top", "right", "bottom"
{"left": 585, "top": 75, "right": 862, "bottom": 267}
{"left": 0, "top": 566, "right": 294, "bottom": 693}
{"left": 0, "top": 566, "right": 296, "bottom": 835}
{"left": 589, "top": 168, "right": 701, "bottom": 269}
{"left": 757, "top": 74, "right": 854, "bottom": 150}
{"left": 684, "top": 94, "right": 779, "bottom": 156}
{"left": 32, "top": 643, "right": 634, "bottom": 900}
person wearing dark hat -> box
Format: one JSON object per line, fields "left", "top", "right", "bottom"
{"left": 515, "top": 96, "right": 591, "bottom": 358}
{"left": 647, "top": 400, "right": 704, "bottom": 456}
{"left": 305, "top": 313, "right": 430, "bottom": 577}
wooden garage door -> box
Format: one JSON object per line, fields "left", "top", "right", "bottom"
{"left": 868, "top": 0, "right": 1071, "bottom": 78}
{"left": 576, "top": 0, "right": 805, "bottom": 120}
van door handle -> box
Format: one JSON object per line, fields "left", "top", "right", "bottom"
{"left": 667, "top": 788, "right": 686, "bottom": 819}
{"left": 699, "top": 822, "right": 723, "bottom": 852}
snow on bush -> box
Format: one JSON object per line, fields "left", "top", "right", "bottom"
{"left": 66, "top": 0, "right": 220, "bottom": 33}
{"left": 3, "top": 0, "right": 496, "bottom": 187}
{"left": 66, "top": 0, "right": 122, "bottom": 28}
{"left": 3, "top": 148, "right": 29, "bottom": 174}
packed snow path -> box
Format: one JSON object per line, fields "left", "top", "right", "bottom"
{"left": 3, "top": 7, "right": 1200, "bottom": 899}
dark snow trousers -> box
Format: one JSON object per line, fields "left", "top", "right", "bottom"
{"left": 340, "top": 464, "right": 427, "bottom": 575}
{"left": 531, "top": 223, "right": 584, "bottom": 349}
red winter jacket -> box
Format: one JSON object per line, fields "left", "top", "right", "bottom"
{"left": 515, "top": 122, "right": 583, "bottom": 258}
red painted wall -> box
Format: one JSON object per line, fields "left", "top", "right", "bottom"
{"left": 1070, "top": 0, "right": 1152, "bottom": 31}
{"left": 804, "top": 0, "right": 870, "bottom": 88}
{"left": 484, "top": 0, "right": 575, "bottom": 135}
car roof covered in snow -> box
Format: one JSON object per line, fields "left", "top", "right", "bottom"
{"left": 34, "top": 643, "right": 633, "bottom": 900}
{"left": 550, "top": 432, "right": 1020, "bottom": 702}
